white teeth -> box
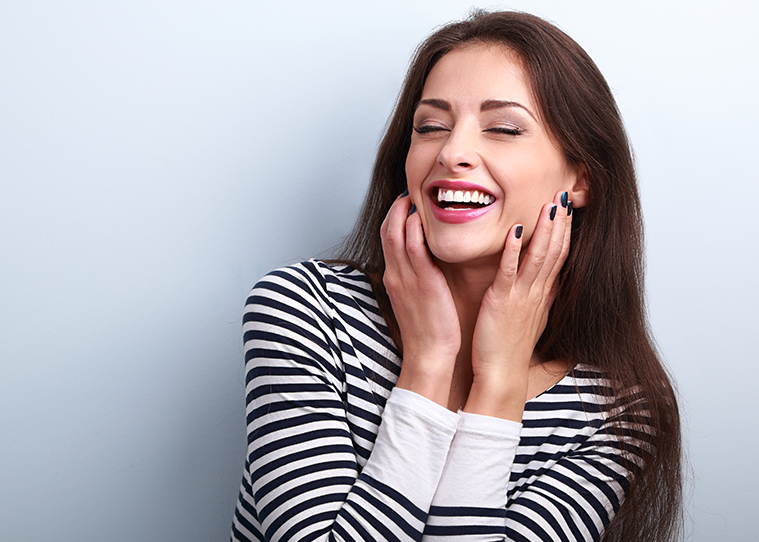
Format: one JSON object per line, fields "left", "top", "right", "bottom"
{"left": 437, "top": 188, "right": 494, "bottom": 206}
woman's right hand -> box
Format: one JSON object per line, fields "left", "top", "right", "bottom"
{"left": 380, "top": 192, "right": 461, "bottom": 407}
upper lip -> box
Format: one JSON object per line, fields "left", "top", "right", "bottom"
{"left": 427, "top": 180, "right": 497, "bottom": 199}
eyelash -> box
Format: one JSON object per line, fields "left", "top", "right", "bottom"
{"left": 485, "top": 126, "right": 525, "bottom": 136}
{"left": 412, "top": 125, "right": 525, "bottom": 136}
{"left": 413, "top": 125, "right": 447, "bottom": 134}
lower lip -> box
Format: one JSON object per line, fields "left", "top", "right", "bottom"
{"left": 429, "top": 201, "right": 496, "bottom": 224}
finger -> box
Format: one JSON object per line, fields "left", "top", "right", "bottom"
{"left": 517, "top": 202, "right": 556, "bottom": 286}
{"left": 544, "top": 192, "right": 572, "bottom": 291}
{"left": 493, "top": 223, "right": 524, "bottom": 290}
{"left": 380, "top": 193, "right": 414, "bottom": 266}
{"left": 404, "top": 210, "right": 436, "bottom": 275}
{"left": 380, "top": 197, "right": 412, "bottom": 251}
{"left": 380, "top": 189, "right": 411, "bottom": 236}
{"left": 535, "top": 191, "right": 571, "bottom": 286}
{"left": 544, "top": 194, "right": 574, "bottom": 289}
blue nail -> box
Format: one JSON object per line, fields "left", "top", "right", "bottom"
{"left": 409, "top": 203, "right": 416, "bottom": 215}
{"left": 515, "top": 225, "right": 523, "bottom": 239}
{"left": 550, "top": 205, "right": 557, "bottom": 221}
{"left": 561, "top": 191, "right": 568, "bottom": 208}
{"left": 567, "top": 201, "right": 573, "bottom": 216}
{"left": 401, "top": 188, "right": 409, "bottom": 197}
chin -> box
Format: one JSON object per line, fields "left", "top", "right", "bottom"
{"left": 426, "top": 238, "right": 503, "bottom": 267}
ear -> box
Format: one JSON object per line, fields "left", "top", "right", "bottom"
{"left": 568, "top": 164, "right": 589, "bottom": 208}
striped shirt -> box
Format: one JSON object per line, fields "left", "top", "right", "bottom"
{"left": 231, "top": 260, "right": 648, "bottom": 542}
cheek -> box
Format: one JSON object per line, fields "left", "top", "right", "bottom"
{"left": 405, "top": 141, "right": 442, "bottom": 182}
{"left": 404, "top": 146, "right": 425, "bottom": 185}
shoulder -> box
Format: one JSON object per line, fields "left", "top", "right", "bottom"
{"left": 243, "top": 260, "right": 399, "bottom": 390}
{"left": 527, "top": 364, "right": 615, "bottom": 410}
{"left": 245, "top": 259, "right": 388, "bottom": 337}
{"left": 248, "top": 259, "right": 375, "bottom": 309}
{"left": 524, "top": 363, "right": 648, "bottom": 427}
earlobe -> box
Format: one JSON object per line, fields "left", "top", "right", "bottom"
{"left": 569, "top": 165, "right": 589, "bottom": 208}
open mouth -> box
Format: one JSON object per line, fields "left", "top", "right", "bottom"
{"left": 434, "top": 188, "right": 496, "bottom": 209}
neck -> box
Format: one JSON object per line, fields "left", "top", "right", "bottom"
{"left": 435, "top": 256, "right": 500, "bottom": 410}
{"left": 434, "top": 255, "right": 555, "bottom": 412}
{"left": 435, "top": 255, "right": 499, "bottom": 330}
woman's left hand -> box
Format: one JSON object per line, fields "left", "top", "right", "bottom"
{"left": 465, "top": 190, "right": 573, "bottom": 420}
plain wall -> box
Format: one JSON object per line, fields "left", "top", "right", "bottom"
{"left": 1, "top": 1, "right": 757, "bottom": 540}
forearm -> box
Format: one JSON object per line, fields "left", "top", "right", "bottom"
{"left": 422, "top": 411, "right": 522, "bottom": 541}
{"left": 464, "top": 364, "right": 529, "bottom": 422}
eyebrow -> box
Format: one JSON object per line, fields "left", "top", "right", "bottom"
{"left": 417, "top": 98, "right": 450, "bottom": 111}
{"left": 416, "top": 98, "right": 537, "bottom": 121}
{"left": 481, "top": 99, "right": 537, "bottom": 121}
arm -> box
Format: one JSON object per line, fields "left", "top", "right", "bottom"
{"left": 421, "top": 192, "right": 624, "bottom": 541}
{"left": 423, "top": 375, "right": 650, "bottom": 542}
{"left": 503, "top": 388, "right": 651, "bottom": 542}
{"left": 236, "top": 264, "right": 460, "bottom": 542}
{"left": 423, "top": 412, "right": 522, "bottom": 541}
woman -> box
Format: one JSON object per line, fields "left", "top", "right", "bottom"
{"left": 231, "top": 10, "right": 682, "bottom": 542}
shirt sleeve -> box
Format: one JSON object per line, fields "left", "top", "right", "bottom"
{"left": 422, "top": 394, "right": 648, "bottom": 542}
{"left": 422, "top": 412, "right": 522, "bottom": 540}
{"left": 233, "top": 266, "right": 460, "bottom": 542}
{"left": 501, "top": 395, "right": 650, "bottom": 542}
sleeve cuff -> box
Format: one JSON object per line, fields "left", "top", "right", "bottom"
{"left": 457, "top": 410, "right": 522, "bottom": 439}
{"left": 388, "top": 386, "right": 460, "bottom": 431}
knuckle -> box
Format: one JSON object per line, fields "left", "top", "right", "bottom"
{"left": 384, "top": 230, "right": 403, "bottom": 248}
{"left": 500, "top": 263, "right": 518, "bottom": 279}
{"left": 383, "top": 272, "right": 399, "bottom": 291}
{"left": 406, "top": 241, "right": 425, "bottom": 258}
{"left": 530, "top": 254, "right": 546, "bottom": 268}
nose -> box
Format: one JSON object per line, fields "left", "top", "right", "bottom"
{"left": 437, "top": 124, "right": 481, "bottom": 172}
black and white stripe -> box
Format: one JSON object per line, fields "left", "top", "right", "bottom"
{"left": 231, "top": 260, "right": 649, "bottom": 541}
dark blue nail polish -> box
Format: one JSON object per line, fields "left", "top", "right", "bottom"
{"left": 550, "top": 205, "right": 557, "bottom": 221}
{"left": 561, "top": 191, "right": 568, "bottom": 208}
{"left": 567, "top": 201, "right": 573, "bottom": 216}
{"left": 401, "top": 188, "right": 409, "bottom": 197}
{"left": 515, "top": 225, "right": 523, "bottom": 239}
{"left": 409, "top": 203, "right": 416, "bottom": 215}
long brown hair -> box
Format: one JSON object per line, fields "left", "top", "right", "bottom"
{"left": 337, "top": 10, "right": 682, "bottom": 541}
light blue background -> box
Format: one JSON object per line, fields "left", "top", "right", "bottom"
{"left": 2, "top": 1, "right": 756, "bottom": 540}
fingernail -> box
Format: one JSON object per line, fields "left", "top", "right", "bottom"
{"left": 401, "top": 188, "right": 409, "bottom": 197}
{"left": 515, "top": 225, "right": 523, "bottom": 239}
{"left": 550, "top": 205, "right": 557, "bottom": 221}
{"left": 561, "top": 191, "right": 568, "bottom": 208}
{"left": 409, "top": 203, "right": 416, "bottom": 215}
{"left": 567, "top": 201, "right": 573, "bottom": 216}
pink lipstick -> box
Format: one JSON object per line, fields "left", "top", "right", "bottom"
{"left": 427, "top": 180, "right": 497, "bottom": 224}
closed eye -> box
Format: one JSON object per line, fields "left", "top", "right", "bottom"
{"left": 484, "top": 126, "right": 525, "bottom": 136}
{"left": 413, "top": 125, "right": 450, "bottom": 134}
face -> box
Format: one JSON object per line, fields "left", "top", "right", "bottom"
{"left": 405, "top": 44, "right": 586, "bottom": 266}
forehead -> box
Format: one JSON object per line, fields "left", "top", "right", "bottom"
{"left": 421, "top": 44, "right": 535, "bottom": 107}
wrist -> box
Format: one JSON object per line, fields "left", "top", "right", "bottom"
{"left": 463, "top": 373, "right": 528, "bottom": 421}
{"left": 396, "top": 353, "right": 456, "bottom": 408}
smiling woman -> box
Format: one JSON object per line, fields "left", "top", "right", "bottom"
{"left": 406, "top": 44, "right": 588, "bottom": 265}
{"left": 231, "top": 10, "right": 682, "bottom": 542}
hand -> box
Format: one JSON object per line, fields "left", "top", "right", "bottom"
{"left": 466, "top": 190, "right": 573, "bottom": 419}
{"left": 380, "top": 192, "right": 461, "bottom": 406}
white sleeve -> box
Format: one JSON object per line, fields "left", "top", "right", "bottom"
{"left": 361, "top": 386, "right": 460, "bottom": 510}
{"left": 422, "top": 411, "right": 522, "bottom": 540}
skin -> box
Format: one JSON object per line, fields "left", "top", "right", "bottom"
{"left": 380, "top": 44, "right": 589, "bottom": 421}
